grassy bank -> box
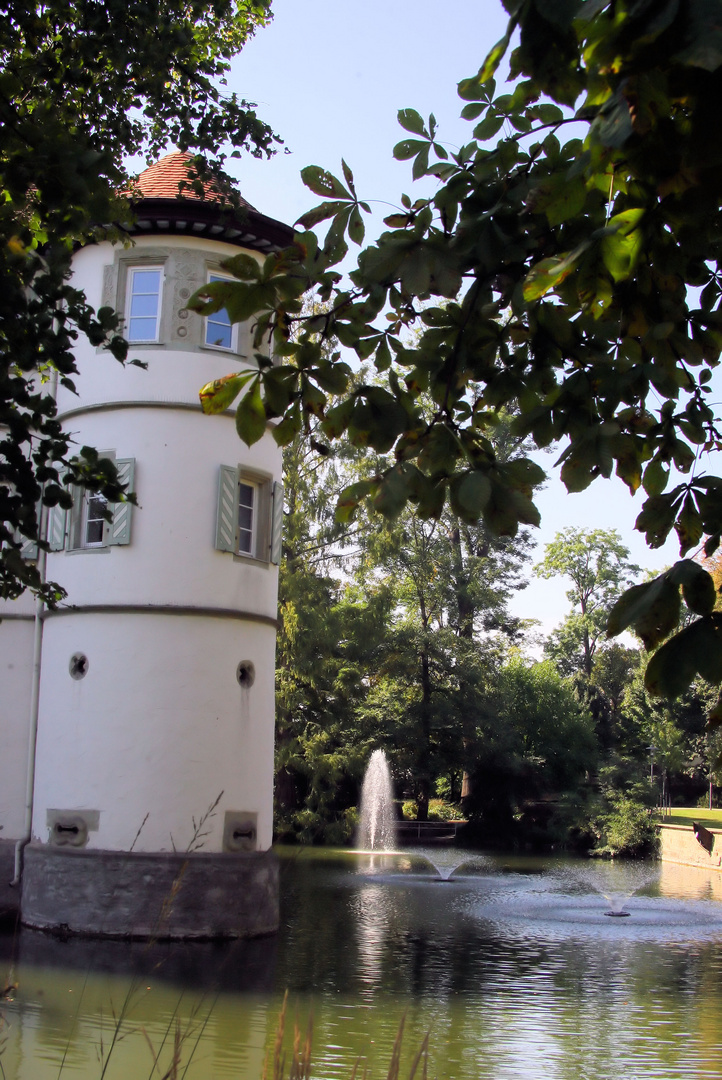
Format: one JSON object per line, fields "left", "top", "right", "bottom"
{"left": 656, "top": 807, "right": 722, "bottom": 829}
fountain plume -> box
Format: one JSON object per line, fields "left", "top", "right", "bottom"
{"left": 358, "top": 750, "right": 397, "bottom": 851}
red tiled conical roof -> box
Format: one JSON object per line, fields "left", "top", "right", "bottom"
{"left": 131, "top": 151, "right": 254, "bottom": 210}
{"left": 124, "top": 150, "right": 291, "bottom": 253}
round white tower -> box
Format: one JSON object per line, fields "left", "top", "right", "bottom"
{"left": 17, "top": 153, "right": 291, "bottom": 937}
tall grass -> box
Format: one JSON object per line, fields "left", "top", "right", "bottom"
{"left": 262, "top": 993, "right": 430, "bottom": 1080}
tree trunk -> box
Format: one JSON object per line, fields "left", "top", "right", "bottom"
{"left": 416, "top": 630, "right": 432, "bottom": 822}
{"left": 452, "top": 524, "right": 477, "bottom": 800}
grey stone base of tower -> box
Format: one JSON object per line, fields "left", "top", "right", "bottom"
{"left": 0, "top": 840, "right": 20, "bottom": 926}
{"left": 20, "top": 844, "right": 278, "bottom": 939}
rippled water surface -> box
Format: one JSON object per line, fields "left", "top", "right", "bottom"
{"left": 2, "top": 849, "right": 722, "bottom": 1079}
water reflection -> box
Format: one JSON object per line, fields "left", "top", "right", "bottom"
{"left": 354, "top": 883, "right": 391, "bottom": 994}
{"left": 1, "top": 850, "right": 722, "bottom": 1079}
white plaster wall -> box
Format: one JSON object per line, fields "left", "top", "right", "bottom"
{"left": 0, "top": 600, "right": 35, "bottom": 838}
{"left": 46, "top": 407, "right": 280, "bottom": 616}
{"left": 32, "top": 612, "right": 276, "bottom": 852}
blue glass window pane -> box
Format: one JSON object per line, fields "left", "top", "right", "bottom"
{"left": 205, "top": 274, "right": 233, "bottom": 348}
{"left": 133, "top": 270, "right": 161, "bottom": 291}
{"left": 129, "top": 317, "right": 158, "bottom": 339}
{"left": 130, "top": 293, "right": 160, "bottom": 318}
{"left": 206, "top": 318, "right": 233, "bottom": 349}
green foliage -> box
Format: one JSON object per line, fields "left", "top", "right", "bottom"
{"left": 494, "top": 655, "right": 598, "bottom": 791}
{"left": 589, "top": 792, "right": 657, "bottom": 859}
{"left": 273, "top": 385, "right": 395, "bottom": 842}
{"left": 401, "top": 798, "right": 461, "bottom": 822}
{"left": 349, "top": 418, "right": 537, "bottom": 820}
{"left": 275, "top": 390, "right": 539, "bottom": 832}
{"left": 274, "top": 560, "right": 386, "bottom": 842}
{"left": 536, "top": 527, "right": 641, "bottom": 677}
{"left": 462, "top": 655, "right": 598, "bottom": 843}
{"left": 621, "top": 662, "right": 722, "bottom": 796}
{"left": 1, "top": 0, "right": 278, "bottom": 602}
{"left": 607, "top": 561, "right": 722, "bottom": 709}
{"left": 197, "top": 0, "right": 722, "bottom": 700}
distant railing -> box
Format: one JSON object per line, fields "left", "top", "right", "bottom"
{"left": 395, "top": 820, "right": 465, "bottom": 844}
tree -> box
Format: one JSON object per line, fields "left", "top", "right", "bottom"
{"left": 590, "top": 641, "right": 640, "bottom": 746}
{"left": 196, "top": 0, "right": 722, "bottom": 728}
{"left": 274, "top": 560, "right": 389, "bottom": 843}
{"left": 354, "top": 508, "right": 521, "bottom": 820}
{"left": 535, "top": 527, "right": 641, "bottom": 677}
{"left": 463, "top": 654, "right": 597, "bottom": 845}
{"left": 622, "top": 663, "right": 715, "bottom": 804}
{"left": 274, "top": 395, "right": 536, "bottom": 828}
{"left": 1, "top": 0, "right": 278, "bottom": 602}
{"left": 274, "top": 406, "right": 397, "bottom": 842}
{"left": 345, "top": 410, "right": 535, "bottom": 819}
{"left": 498, "top": 656, "right": 597, "bottom": 794}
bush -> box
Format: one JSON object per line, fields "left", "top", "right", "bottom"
{"left": 275, "top": 806, "right": 359, "bottom": 846}
{"left": 401, "top": 798, "right": 463, "bottom": 822}
{"left": 697, "top": 791, "right": 718, "bottom": 809}
{"left": 590, "top": 793, "right": 657, "bottom": 858}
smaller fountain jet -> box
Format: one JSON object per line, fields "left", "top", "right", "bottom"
{"left": 602, "top": 864, "right": 659, "bottom": 917}
{"left": 561, "top": 863, "right": 660, "bottom": 918}
{"left": 412, "top": 852, "right": 489, "bottom": 881}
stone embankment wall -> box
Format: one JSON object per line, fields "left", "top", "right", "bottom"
{"left": 658, "top": 823, "right": 722, "bottom": 873}
{"left": 0, "top": 840, "right": 19, "bottom": 924}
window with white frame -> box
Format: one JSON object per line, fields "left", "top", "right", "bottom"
{"left": 127, "top": 267, "right": 163, "bottom": 342}
{"left": 237, "top": 479, "right": 257, "bottom": 555}
{"left": 47, "top": 457, "right": 135, "bottom": 552}
{"left": 215, "top": 465, "right": 283, "bottom": 563}
{"left": 204, "top": 273, "right": 237, "bottom": 351}
{"left": 81, "top": 491, "right": 109, "bottom": 547}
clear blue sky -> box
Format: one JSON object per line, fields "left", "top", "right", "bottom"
{"left": 228, "top": 1, "right": 511, "bottom": 230}
{"left": 220, "top": 0, "right": 713, "bottom": 639}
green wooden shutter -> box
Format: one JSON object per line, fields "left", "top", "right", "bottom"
{"left": 108, "top": 457, "right": 135, "bottom": 546}
{"left": 270, "top": 481, "right": 284, "bottom": 565}
{"left": 19, "top": 534, "right": 38, "bottom": 560}
{"left": 17, "top": 500, "right": 41, "bottom": 559}
{"left": 47, "top": 500, "right": 68, "bottom": 551}
{"left": 14, "top": 531, "right": 38, "bottom": 560}
{"left": 215, "top": 465, "right": 238, "bottom": 552}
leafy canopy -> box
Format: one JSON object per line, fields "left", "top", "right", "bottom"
{"left": 1, "top": 0, "right": 278, "bottom": 602}
{"left": 195, "top": 0, "right": 722, "bottom": 706}
{"left": 536, "top": 527, "right": 641, "bottom": 677}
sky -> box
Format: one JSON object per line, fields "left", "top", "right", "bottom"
{"left": 216, "top": 0, "right": 714, "bottom": 639}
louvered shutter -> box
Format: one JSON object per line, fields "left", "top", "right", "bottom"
{"left": 108, "top": 457, "right": 135, "bottom": 546}
{"left": 47, "top": 501, "right": 68, "bottom": 551}
{"left": 19, "top": 533, "right": 39, "bottom": 560}
{"left": 270, "top": 481, "right": 284, "bottom": 565}
{"left": 17, "top": 500, "right": 41, "bottom": 559}
{"left": 215, "top": 465, "right": 238, "bottom": 552}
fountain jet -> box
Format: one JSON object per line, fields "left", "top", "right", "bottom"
{"left": 358, "top": 750, "right": 397, "bottom": 851}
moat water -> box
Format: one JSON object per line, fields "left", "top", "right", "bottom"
{"left": 2, "top": 848, "right": 722, "bottom": 1079}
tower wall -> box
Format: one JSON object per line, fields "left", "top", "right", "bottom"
{"left": 0, "top": 592, "right": 35, "bottom": 919}
{"left": 0, "top": 592, "right": 35, "bottom": 840}
{"left": 18, "top": 229, "right": 284, "bottom": 936}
